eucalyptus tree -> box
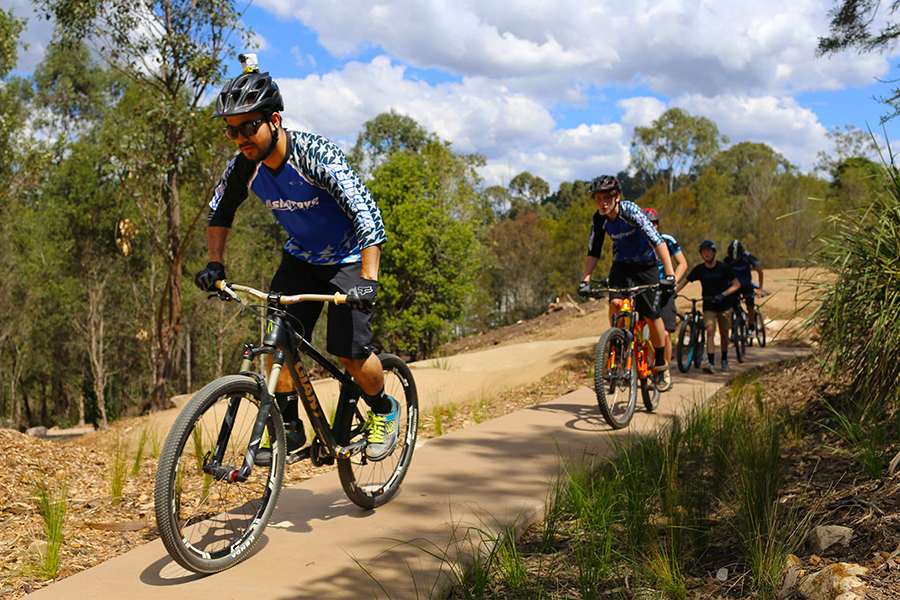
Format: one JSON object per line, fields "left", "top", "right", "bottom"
{"left": 39, "top": 0, "right": 254, "bottom": 409}
{"left": 631, "top": 108, "right": 728, "bottom": 195}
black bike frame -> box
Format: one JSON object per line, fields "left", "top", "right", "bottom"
{"left": 202, "top": 307, "right": 366, "bottom": 484}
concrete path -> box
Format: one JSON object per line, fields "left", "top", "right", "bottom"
{"left": 31, "top": 345, "right": 808, "bottom": 600}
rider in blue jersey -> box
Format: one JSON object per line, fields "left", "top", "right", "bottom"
{"left": 577, "top": 176, "right": 677, "bottom": 392}
{"left": 643, "top": 208, "right": 688, "bottom": 367}
{"left": 194, "top": 55, "right": 398, "bottom": 463}
{"left": 724, "top": 239, "right": 765, "bottom": 331}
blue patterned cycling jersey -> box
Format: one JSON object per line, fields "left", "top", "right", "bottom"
{"left": 724, "top": 253, "right": 760, "bottom": 287}
{"left": 208, "top": 130, "right": 386, "bottom": 265}
{"left": 587, "top": 201, "right": 664, "bottom": 265}
{"left": 655, "top": 234, "right": 682, "bottom": 278}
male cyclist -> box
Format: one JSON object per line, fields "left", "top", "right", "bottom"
{"left": 194, "top": 54, "right": 398, "bottom": 464}
{"left": 577, "top": 176, "right": 676, "bottom": 392}
{"left": 673, "top": 240, "right": 740, "bottom": 373}
{"left": 724, "top": 240, "right": 765, "bottom": 331}
{"left": 643, "top": 208, "right": 688, "bottom": 366}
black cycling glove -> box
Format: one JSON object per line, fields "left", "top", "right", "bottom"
{"left": 660, "top": 274, "right": 676, "bottom": 292}
{"left": 577, "top": 281, "right": 591, "bottom": 298}
{"left": 195, "top": 261, "right": 226, "bottom": 292}
{"left": 713, "top": 293, "right": 726, "bottom": 305}
{"left": 346, "top": 278, "right": 379, "bottom": 314}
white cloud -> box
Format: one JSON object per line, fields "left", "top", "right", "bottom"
{"left": 255, "top": 0, "right": 898, "bottom": 102}
{"left": 676, "top": 94, "right": 829, "bottom": 171}
{"left": 617, "top": 97, "right": 666, "bottom": 128}
{"left": 6, "top": 0, "right": 54, "bottom": 73}
{"left": 277, "top": 56, "right": 629, "bottom": 187}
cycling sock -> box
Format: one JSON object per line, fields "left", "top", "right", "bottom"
{"left": 276, "top": 392, "right": 299, "bottom": 423}
{"left": 722, "top": 349, "right": 729, "bottom": 360}
{"left": 365, "top": 388, "right": 392, "bottom": 414}
{"left": 708, "top": 353, "right": 715, "bottom": 364}
{"left": 654, "top": 347, "right": 666, "bottom": 366}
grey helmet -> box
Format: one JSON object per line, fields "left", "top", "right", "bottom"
{"left": 212, "top": 67, "right": 284, "bottom": 119}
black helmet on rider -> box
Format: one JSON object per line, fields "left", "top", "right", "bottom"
{"left": 727, "top": 239, "right": 745, "bottom": 260}
{"left": 643, "top": 207, "right": 659, "bottom": 224}
{"left": 699, "top": 239, "right": 716, "bottom": 253}
{"left": 589, "top": 175, "right": 622, "bottom": 196}
{"left": 212, "top": 71, "right": 284, "bottom": 119}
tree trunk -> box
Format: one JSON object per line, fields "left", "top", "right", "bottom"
{"left": 151, "top": 164, "right": 182, "bottom": 411}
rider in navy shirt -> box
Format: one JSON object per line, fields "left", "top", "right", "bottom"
{"left": 724, "top": 239, "right": 765, "bottom": 331}
{"left": 194, "top": 55, "right": 398, "bottom": 463}
{"left": 578, "top": 176, "right": 676, "bottom": 392}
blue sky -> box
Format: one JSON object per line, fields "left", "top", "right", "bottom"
{"left": 6, "top": 0, "right": 900, "bottom": 188}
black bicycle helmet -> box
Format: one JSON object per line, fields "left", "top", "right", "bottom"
{"left": 589, "top": 175, "right": 622, "bottom": 195}
{"left": 643, "top": 207, "right": 659, "bottom": 223}
{"left": 727, "top": 239, "right": 744, "bottom": 260}
{"left": 212, "top": 66, "right": 284, "bottom": 119}
{"left": 699, "top": 239, "right": 716, "bottom": 252}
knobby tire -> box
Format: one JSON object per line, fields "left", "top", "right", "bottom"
{"left": 154, "top": 375, "right": 285, "bottom": 574}
{"left": 336, "top": 353, "right": 419, "bottom": 509}
{"left": 594, "top": 328, "right": 637, "bottom": 429}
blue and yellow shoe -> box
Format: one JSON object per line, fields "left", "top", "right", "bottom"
{"left": 255, "top": 420, "right": 306, "bottom": 467}
{"left": 364, "top": 397, "right": 400, "bottom": 461}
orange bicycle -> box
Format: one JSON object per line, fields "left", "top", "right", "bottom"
{"left": 588, "top": 280, "right": 660, "bottom": 429}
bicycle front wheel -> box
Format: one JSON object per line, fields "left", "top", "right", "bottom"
{"left": 594, "top": 328, "right": 637, "bottom": 429}
{"left": 732, "top": 315, "right": 745, "bottom": 363}
{"left": 337, "top": 353, "right": 419, "bottom": 509}
{"left": 755, "top": 312, "right": 767, "bottom": 347}
{"left": 154, "top": 375, "right": 285, "bottom": 574}
{"left": 676, "top": 318, "right": 695, "bottom": 373}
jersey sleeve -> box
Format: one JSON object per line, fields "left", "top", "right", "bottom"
{"left": 207, "top": 154, "right": 256, "bottom": 228}
{"left": 619, "top": 202, "right": 664, "bottom": 247}
{"left": 748, "top": 253, "right": 761, "bottom": 267}
{"left": 686, "top": 264, "right": 701, "bottom": 282}
{"left": 296, "top": 133, "right": 387, "bottom": 249}
{"left": 587, "top": 211, "right": 606, "bottom": 258}
{"left": 664, "top": 234, "right": 681, "bottom": 256}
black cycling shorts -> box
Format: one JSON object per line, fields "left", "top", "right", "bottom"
{"left": 607, "top": 261, "right": 662, "bottom": 321}
{"left": 738, "top": 284, "right": 756, "bottom": 308}
{"left": 270, "top": 251, "right": 375, "bottom": 360}
{"left": 659, "top": 291, "right": 677, "bottom": 332}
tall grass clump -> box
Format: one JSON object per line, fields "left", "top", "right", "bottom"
{"left": 31, "top": 478, "right": 68, "bottom": 578}
{"left": 131, "top": 425, "right": 151, "bottom": 476}
{"left": 109, "top": 436, "right": 128, "bottom": 503}
{"left": 812, "top": 148, "right": 900, "bottom": 414}
{"left": 822, "top": 397, "right": 888, "bottom": 479}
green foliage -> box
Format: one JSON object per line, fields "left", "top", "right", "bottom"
{"left": 0, "top": 8, "right": 25, "bottom": 80}
{"left": 812, "top": 155, "right": 900, "bottom": 412}
{"left": 631, "top": 107, "right": 728, "bottom": 195}
{"left": 369, "top": 140, "right": 484, "bottom": 359}
{"left": 348, "top": 108, "right": 431, "bottom": 176}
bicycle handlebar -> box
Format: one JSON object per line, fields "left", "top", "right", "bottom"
{"left": 215, "top": 280, "right": 348, "bottom": 305}
{"left": 588, "top": 280, "right": 660, "bottom": 295}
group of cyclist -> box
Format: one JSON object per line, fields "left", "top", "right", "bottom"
{"left": 194, "top": 56, "right": 766, "bottom": 464}
{"left": 578, "top": 175, "right": 766, "bottom": 386}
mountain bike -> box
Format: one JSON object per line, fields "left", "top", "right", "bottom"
{"left": 154, "top": 280, "right": 419, "bottom": 574}
{"left": 588, "top": 281, "right": 660, "bottom": 429}
{"left": 676, "top": 298, "right": 705, "bottom": 374}
{"left": 729, "top": 295, "right": 749, "bottom": 363}
{"left": 747, "top": 290, "right": 769, "bottom": 348}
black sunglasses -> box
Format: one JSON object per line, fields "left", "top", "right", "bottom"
{"left": 223, "top": 118, "right": 266, "bottom": 140}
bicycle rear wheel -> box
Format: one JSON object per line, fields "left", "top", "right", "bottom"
{"left": 336, "top": 353, "right": 418, "bottom": 509}
{"left": 732, "top": 314, "right": 745, "bottom": 363}
{"left": 594, "top": 328, "right": 637, "bottom": 429}
{"left": 754, "top": 312, "right": 767, "bottom": 347}
{"left": 154, "top": 375, "right": 285, "bottom": 574}
{"left": 677, "top": 318, "right": 696, "bottom": 373}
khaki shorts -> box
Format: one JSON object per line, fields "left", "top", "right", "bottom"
{"left": 703, "top": 309, "right": 732, "bottom": 331}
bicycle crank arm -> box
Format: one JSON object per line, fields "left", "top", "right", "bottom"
{"left": 335, "top": 440, "right": 367, "bottom": 459}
